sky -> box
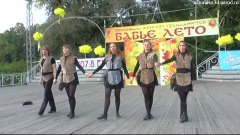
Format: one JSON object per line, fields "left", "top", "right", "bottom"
{"left": 0, "top": 0, "right": 47, "bottom": 33}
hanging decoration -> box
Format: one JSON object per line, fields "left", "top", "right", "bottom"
{"left": 33, "top": 32, "right": 44, "bottom": 51}
{"left": 94, "top": 45, "right": 105, "bottom": 57}
{"left": 216, "top": 34, "right": 234, "bottom": 47}
{"left": 79, "top": 45, "right": 92, "bottom": 58}
{"left": 54, "top": 8, "right": 66, "bottom": 24}
{"left": 235, "top": 33, "right": 240, "bottom": 41}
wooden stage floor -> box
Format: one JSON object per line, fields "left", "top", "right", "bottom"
{"left": 0, "top": 81, "right": 240, "bottom": 134}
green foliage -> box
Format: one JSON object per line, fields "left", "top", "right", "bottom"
{"left": 34, "top": 0, "right": 136, "bottom": 58}
{"left": 0, "top": 23, "right": 26, "bottom": 64}
{"left": 34, "top": 0, "right": 239, "bottom": 58}
{"left": 0, "top": 60, "right": 27, "bottom": 74}
{"left": 0, "top": 0, "right": 240, "bottom": 75}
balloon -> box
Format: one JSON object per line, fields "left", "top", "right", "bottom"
{"left": 54, "top": 8, "right": 66, "bottom": 18}
{"left": 94, "top": 45, "right": 105, "bottom": 56}
{"left": 33, "top": 32, "right": 44, "bottom": 52}
{"left": 235, "top": 33, "right": 240, "bottom": 41}
{"left": 79, "top": 45, "right": 92, "bottom": 54}
{"left": 33, "top": 32, "right": 44, "bottom": 42}
{"left": 216, "top": 34, "right": 234, "bottom": 47}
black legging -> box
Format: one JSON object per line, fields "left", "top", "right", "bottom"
{"left": 177, "top": 91, "right": 189, "bottom": 115}
{"left": 141, "top": 86, "right": 155, "bottom": 115}
{"left": 65, "top": 85, "right": 77, "bottom": 114}
{"left": 102, "top": 88, "right": 121, "bottom": 115}
{"left": 39, "top": 79, "right": 56, "bottom": 113}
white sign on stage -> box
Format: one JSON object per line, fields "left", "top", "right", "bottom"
{"left": 56, "top": 57, "right": 106, "bottom": 70}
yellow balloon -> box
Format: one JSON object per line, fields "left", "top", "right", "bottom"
{"left": 33, "top": 32, "right": 44, "bottom": 42}
{"left": 94, "top": 45, "right": 105, "bottom": 56}
{"left": 79, "top": 45, "right": 92, "bottom": 54}
{"left": 235, "top": 33, "right": 240, "bottom": 41}
{"left": 216, "top": 34, "right": 234, "bottom": 47}
{"left": 54, "top": 8, "right": 66, "bottom": 18}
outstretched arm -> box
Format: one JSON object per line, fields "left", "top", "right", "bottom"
{"left": 122, "top": 60, "right": 129, "bottom": 79}
{"left": 56, "top": 65, "right": 62, "bottom": 79}
{"left": 133, "top": 60, "right": 140, "bottom": 77}
{"left": 191, "top": 60, "right": 194, "bottom": 81}
{"left": 153, "top": 54, "right": 159, "bottom": 67}
{"left": 129, "top": 61, "right": 140, "bottom": 83}
{"left": 51, "top": 58, "right": 57, "bottom": 83}
{"left": 74, "top": 58, "right": 86, "bottom": 74}
{"left": 161, "top": 55, "right": 176, "bottom": 65}
{"left": 92, "top": 59, "right": 106, "bottom": 75}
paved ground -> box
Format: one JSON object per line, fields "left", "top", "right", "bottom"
{"left": 0, "top": 81, "right": 240, "bottom": 134}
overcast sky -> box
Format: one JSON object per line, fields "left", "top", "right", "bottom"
{"left": 0, "top": 0, "right": 47, "bottom": 33}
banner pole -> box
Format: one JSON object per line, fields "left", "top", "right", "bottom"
{"left": 104, "top": 19, "right": 106, "bottom": 56}
{"left": 195, "top": 4, "right": 198, "bottom": 80}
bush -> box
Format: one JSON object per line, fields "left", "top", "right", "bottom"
{"left": 0, "top": 60, "right": 27, "bottom": 74}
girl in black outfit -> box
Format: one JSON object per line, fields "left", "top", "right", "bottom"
{"left": 56, "top": 44, "right": 87, "bottom": 118}
{"left": 38, "top": 46, "right": 57, "bottom": 115}
{"left": 88, "top": 43, "right": 129, "bottom": 120}
{"left": 130, "top": 40, "right": 159, "bottom": 120}
{"left": 160, "top": 41, "right": 193, "bottom": 123}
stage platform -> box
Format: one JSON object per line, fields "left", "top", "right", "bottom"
{"left": 0, "top": 81, "right": 239, "bottom": 134}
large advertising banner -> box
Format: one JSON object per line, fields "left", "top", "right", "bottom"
{"left": 105, "top": 18, "right": 219, "bottom": 43}
{"left": 124, "top": 37, "right": 183, "bottom": 86}
{"left": 105, "top": 18, "right": 219, "bottom": 86}
{"left": 219, "top": 51, "right": 240, "bottom": 70}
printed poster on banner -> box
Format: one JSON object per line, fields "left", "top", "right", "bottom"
{"left": 159, "top": 36, "right": 184, "bottom": 86}
{"left": 219, "top": 51, "right": 240, "bottom": 70}
{"left": 124, "top": 39, "right": 160, "bottom": 85}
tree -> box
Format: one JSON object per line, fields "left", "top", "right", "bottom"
{"left": 34, "top": 0, "right": 136, "bottom": 58}
{"left": 1, "top": 0, "right": 239, "bottom": 74}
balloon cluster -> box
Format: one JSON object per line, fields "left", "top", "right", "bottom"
{"left": 54, "top": 8, "right": 66, "bottom": 24}
{"left": 79, "top": 45, "right": 92, "bottom": 54}
{"left": 94, "top": 45, "right": 105, "bottom": 56}
{"left": 54, "top": 8, "right": 66, "bottom": 18}
{"left": 33, "top": 32, "right": 44, "bottom": 42}
{"left": 33, "top": 32, "right": 44, "bottom": 51}
{"left": 216, "top": 34, "right": 234, "bottom": 47}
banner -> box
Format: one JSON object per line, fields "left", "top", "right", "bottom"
{"left": 159, "top": 36, "right": 184, "bottom": 85}
{"left": 124, "top": 39, "right": 160, "bottom": 85}
{"left": 105, "top": 18, "right": 219, "bottom": 43}
{"left": 219, "top": 51, "right": 240, "bottom": 70}
{"left": 56, "top": 57, "right": 106, "bottom": 70}
{"left": 123, "top": 37, "right": 183, "bottom": 86}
